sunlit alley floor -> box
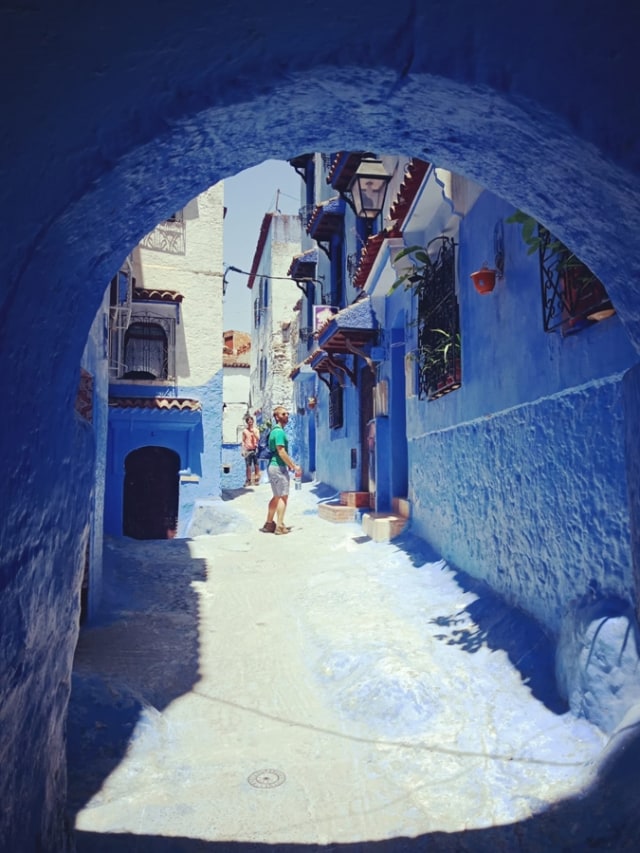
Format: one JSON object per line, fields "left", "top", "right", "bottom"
{"left": 68, "top": 483, "right": 630, "bottom": 852}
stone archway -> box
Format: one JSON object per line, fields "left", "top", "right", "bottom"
{"left": 2, "top": 2, "right": 640, "bottom": 850}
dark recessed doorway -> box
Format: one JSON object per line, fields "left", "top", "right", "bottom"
{"left": 123, "top": 446, "right": 180, "bottom": 539}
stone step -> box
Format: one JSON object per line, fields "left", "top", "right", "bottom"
{"left": 317, "top": 502, "right": 357, "bottom": 524}
{"left": 392, "top": 497, "right": 411, "bottom": 519}
{"left": 361, "top": 512, "right": 408, "bottom": 542}
{"left": 340, "top": 491, "right": 372, "bottom": 508}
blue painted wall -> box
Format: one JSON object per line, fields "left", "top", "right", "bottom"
{"left": 3, "top": 3, "right": 640, "bottom": 848}
{"left": 406, "top": 189, "right": 639, "bottom": 634}
{"left": 79, "top": 291, "right": 110, "bottom": 619}
{"left": 105, "top": 373, "right": 223, "bottom": 537}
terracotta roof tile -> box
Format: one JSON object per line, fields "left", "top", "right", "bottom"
{"left": 388, "top": 158, "right": 430, "bottom": 228}
{"left": 306, "top": 197, "right": 345, "bottom": 241}
{"left": 326, "top": 151, "right": 372, "bottom": 192}
{"left": 133, "top": 287, "right": 184, "bottom": 303}
{"left": 353, "top": 232, "right": 388, "bottom": 290}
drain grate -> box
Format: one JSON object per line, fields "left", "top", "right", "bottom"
{"left": 248, "top": 768, "right": 286, "bottom": 789}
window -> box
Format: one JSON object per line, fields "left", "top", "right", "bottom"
{"left": 123, "top": 322, "right": 168, "bottom": 379}
{"left": 537, "top": 226, "right": 614, "bottom": 334}
{"left": 259, "top": 356, "right": 267, "bottom": 390}
{"left": 164, "top": 210, "right": 184, "bottom": 224}
{"left": 330, "top": 235, "right": 344, "bottom": 306}
{"left": 260, "top": 276, "right": 269, "bottom": 310}
{"left": 329, "top": 375, "right": 344, "bottom": 429}
{"left": 415, "top": 237, "right": 461, "bottom": 400}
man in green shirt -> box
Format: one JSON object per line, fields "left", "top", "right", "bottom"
{"left": 259, "top": 406, "right": 302, "bottom": 535}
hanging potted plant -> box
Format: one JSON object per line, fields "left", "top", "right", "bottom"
{"left": 470, "top": 263, "right": 497, "bottom": 294}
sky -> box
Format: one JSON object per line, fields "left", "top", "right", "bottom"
{"left": 223, "top": 159, "right": 302, "bottom": 332}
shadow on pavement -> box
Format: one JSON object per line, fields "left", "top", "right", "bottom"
{"left": 69, "top": 526, "right": 640, "bottom": 851}
{"left": 67, "top": 537, "right": 207, "bottom": 817}
{"left": 389, "top": 530, "right": 565, "bottom": 714}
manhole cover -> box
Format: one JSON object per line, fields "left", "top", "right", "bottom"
{"left": 248, "top": 768, "right": 286, "bottom": 789}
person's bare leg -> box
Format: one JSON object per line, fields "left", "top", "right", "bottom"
{"left": 275, "top": 496, "right": 288, "bottom": 530}
{"left": 265, "top": 495, "right": 280, "bottom": 524}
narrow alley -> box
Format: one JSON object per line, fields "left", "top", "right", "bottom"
{"left": 68, "top": 484, "right": 628, "bottom": 852}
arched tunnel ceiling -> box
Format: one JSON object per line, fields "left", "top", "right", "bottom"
{"left": 2, "top": 0, "right": 640, "bottom": 375}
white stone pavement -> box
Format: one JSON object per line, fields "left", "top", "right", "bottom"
{"left": 68, "top": 482, "right": 635, "bottom": 852}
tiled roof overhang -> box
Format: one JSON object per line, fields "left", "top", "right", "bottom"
{"left": 317, "top": 296, "right": 378, "bottom": 353}
{"left": 109, "top": 397, "right": 202, "bottom": 412}
{"left": 353, "top": 232, "right": 389, "bottom": 290}
{"left": 306, "top": 197, "right": 345, "bottom": 242}
{"left": 308, "top": 348, "right": 331, "bottom": 372}
{"left": 289, "top": 153, "right": 314, "bottom": 175}
{"left": 308, "top": 347, "right": 355, "bottom": 387}
{"left": 133, "top": 288, "right": 184, "bottom": 303}
{"left": 288, "top": 248, "right": 318, "bottom": 280}
{"left": 326, "top": 151, "right": 372, "bottom": 193}
{"left": 289, "top": 360, "right": 315, "bottom": 380}
{"left": 388, "top": 158, "right": 430, "bottom": 228}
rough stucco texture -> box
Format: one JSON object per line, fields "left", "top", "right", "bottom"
{"left": 410, "top": 377, "right": 633, "bottom": 635}
{"left": 3, "top": 1, "right": 640, "bottom": 850}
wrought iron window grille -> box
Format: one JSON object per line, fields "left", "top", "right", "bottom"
{"left": 123, "top": 320, "right": 169, "bottom": 380}
{"left": 413, "top": 236, "right": 462, "bottom": 400}
{"left": 538, "top": 226, "right": 614, "bottom": 334}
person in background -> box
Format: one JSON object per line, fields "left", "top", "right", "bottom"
{"left": 259, "top": 406, "right": 301, "bottom": 535}
{"left": 241, "top": 415, "right": 260, "bottom": 486}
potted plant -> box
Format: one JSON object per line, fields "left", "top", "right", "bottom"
{"left": 389, "top": 244, "right": 433, "bottom": 294}
{"left": 470, "top": 263, "right": 497, "bottom": 294}
{"left": 391, "top": 242, "right": 462, "bottom": 400}
{"left": 506, "top": 210, "right": 614, "bottom": 329}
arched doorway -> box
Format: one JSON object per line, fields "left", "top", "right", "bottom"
{"left": 123, "top": 447, "right": 180, "bottom": 539}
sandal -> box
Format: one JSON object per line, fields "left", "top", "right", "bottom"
{"left": 275, "top": 525, "right": 291, "bottom": 535}
{"left": 259, "top": 521, "right": 276, "bottom": 534}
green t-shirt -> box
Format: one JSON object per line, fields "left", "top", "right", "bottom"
{"left": 268, "top": 425, "right": 288, "bottom": 467}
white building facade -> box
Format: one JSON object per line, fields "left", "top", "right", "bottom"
{"left": 105, "top": 184, "right": 225, "bottom": 540}
{"left": 247, "top": 213, "right": 302, "bottom": 432}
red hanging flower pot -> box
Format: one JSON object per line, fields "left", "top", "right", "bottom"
{"left": 470, "top": 263, "right": 497, "bottom": 295}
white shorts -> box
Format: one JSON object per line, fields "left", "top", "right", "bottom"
{"left": 268, "top": 465, "right": 290, "bottom": 497}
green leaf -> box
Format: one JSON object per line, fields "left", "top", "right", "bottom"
{"left": 393, "top": 245, "right": 424, "bottom": 262}
{"left": 521, "top": 217, "right": 536, "bottom": 243}
{"left": 505, "top": 210, "right": 529, "bottom": 224}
